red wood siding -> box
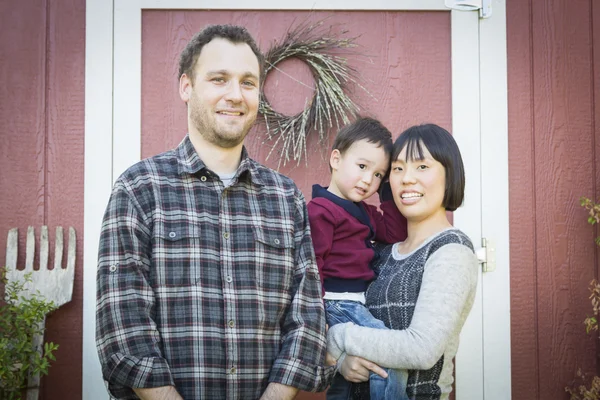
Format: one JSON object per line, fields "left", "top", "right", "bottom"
{"left": 507, "top": 0, "right": 600, "bottom": 398}
{"left": 0, "top": 0, "right": 85, "bottom": 399}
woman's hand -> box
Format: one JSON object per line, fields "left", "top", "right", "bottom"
{"left": 339, "top": 355, "right": 388, "bottom": 383}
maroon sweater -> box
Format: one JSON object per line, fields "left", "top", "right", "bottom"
{"left": 307, "top": 188, "right": 407, "bottom": 294}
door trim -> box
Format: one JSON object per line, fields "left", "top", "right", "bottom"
{"left": 84, "top": 1, "right": 510, "bottom": 398}
{"left": 450, "top": 10, "right": 484, "bottom": 400}
{"left": 479, "top": 3, "right": 511, "bottom": 398}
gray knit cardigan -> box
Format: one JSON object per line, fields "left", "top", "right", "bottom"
{"left": 327, "top": 229, "right": 478, "bottom": 400}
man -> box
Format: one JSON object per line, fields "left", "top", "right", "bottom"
{"left": 96, "top": 25, "right": 333, "bottom": 400}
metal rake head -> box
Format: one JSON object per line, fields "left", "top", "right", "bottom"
{"left": 5, "top": 226, "right": 76, "bottom": 308}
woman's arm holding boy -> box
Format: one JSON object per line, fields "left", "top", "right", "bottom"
{"left": 328, "top": 244, "right": 477, "bottom": 370}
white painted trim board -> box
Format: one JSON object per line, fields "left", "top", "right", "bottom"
{"left": 83, "top": 0, "right": 114, "bottom": 398}
{"left": 479, "top": 1, "right": 512, "bottom": 398}
{"left": 450, "top": 10, "right": 485, "bottom": 400}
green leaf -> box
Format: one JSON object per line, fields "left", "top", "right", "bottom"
{"left": 0, "top": 266, "right": 60, "bottom": 393}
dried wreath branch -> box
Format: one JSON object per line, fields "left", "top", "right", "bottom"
{"left": 259, "top": 19, "right": 368, "bottom": 168}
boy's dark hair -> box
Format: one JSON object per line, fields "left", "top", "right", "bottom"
{"left": 332, "top": 117, "right": 394, "bottom": 158}
{"left": 392, "top": 124, "right": 465, "bottom": 211}
{"left": 178, "top": 24, "right": 264, "bottom": 83}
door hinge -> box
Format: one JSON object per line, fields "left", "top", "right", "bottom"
{"left": 476, "top": 237, "right": 496, "bottom": 272}
{"left": 444, "top": 0, "right": 493, "bottom": 19}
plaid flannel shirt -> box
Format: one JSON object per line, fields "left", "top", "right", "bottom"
{"left": 96, "top": 135, "right": 334, "bottom": 399}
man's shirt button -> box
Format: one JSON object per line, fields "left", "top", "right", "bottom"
{"left": 228, "top": 320, "right": 235, "bottom": 328}
{"left": 109, "top": 265, "right": 117, "bottom": 272}
{"left": 200, "top": 176, "right": 207, "bottom": 182}
{"left": 225, "top": 275, "right": 233, "bottom": 283}
{"left": 168, "top": 231, "right": 177, "bottom": 239}
{"left": 223, "top": 232, "right": 230, "bottom": 239}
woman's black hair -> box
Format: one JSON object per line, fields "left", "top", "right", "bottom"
{"left": 392, "top": 124, "right": 465, "bottom": 211}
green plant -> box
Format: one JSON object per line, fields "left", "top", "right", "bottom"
{"left": 566, "top": 197, "right": 600, "bottom": 399}
{"left": 582, "top": 197, "right": 600, "bottom": 246}
{"left": 568, "top": 369, "right": 600, "bottom": 400}
{"left": 0, "top": 267, "right": 59, "bottom": 400}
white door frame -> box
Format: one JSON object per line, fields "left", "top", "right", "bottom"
{"left": 84, "top": 1, "right": 510, "bottom": 398}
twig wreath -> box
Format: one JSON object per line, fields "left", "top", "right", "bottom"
{"left": 259, "top": 20, "right": 366, "bottom": 167}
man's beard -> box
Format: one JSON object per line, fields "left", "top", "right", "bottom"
{"left": 191, "top": 110, "right": 254, "bottom": 149}
{"left": 188, "top": 95, "right": 255, "bottom": 148}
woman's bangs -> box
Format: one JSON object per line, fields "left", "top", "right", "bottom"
{"left": 404, "top": 138, "right": 426, "bottom": 162}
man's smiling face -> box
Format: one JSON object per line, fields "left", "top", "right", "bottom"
{"left": 181, "top": 37, "right": 260, "bottom": 148}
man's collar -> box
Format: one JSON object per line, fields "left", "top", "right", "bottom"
{"left": 176, "top": 134, "right": 266, "bottom": 186}
{"left": 176, "top": 134, "right": 207, "bottom": 175}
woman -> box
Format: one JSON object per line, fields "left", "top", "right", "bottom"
{"left": 327, "top": 124, "right": 479, "bottom": 399}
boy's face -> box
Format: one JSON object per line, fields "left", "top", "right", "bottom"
{"left": 328, "top": 139, "right": 390, "bottom": 202}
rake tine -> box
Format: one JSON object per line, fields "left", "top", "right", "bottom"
{"left": 65, "top": 227, "right": 76, "bottom": 302}
{"left": 67, "top": 227, "right": 76, "bottom": 271}
{"left": 25, "top": 226, "right": 35, "bottom": 272}
{"left": 54, "top": 227, "right": 63, "bottom": 270}
{"left": 40, "top": 226, "right": 49, "bottom": 271}
{"left": 6, "top": 228, "right": 17, "bottom": 271}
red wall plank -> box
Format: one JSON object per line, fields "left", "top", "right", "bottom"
{"left": 530, "top": 0, "right": 597, "bottom": 397}
{"left": 593, "top": 0, "right": 600, "bottom": 297}
{"left": 40, "top": 0, "right": 86, "bottom": 399}
{"left": 507, "top": 0, "right": 540, "bottom": 398}
{"left": 532, "top": 0, "right": 597, "bottom": 396}
{"left": 509, "top": 1, "right": 600, "bottom": 398}
{"left": 0, "top": 0, "right": 47, "bottom": 266}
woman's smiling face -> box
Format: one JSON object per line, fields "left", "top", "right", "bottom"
{"left": 389, "top": 142, "right": 447, "bottom": 222}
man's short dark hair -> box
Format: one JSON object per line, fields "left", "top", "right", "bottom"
{"left": 392, "top": 124, "right": 465, "bottom": 211}
{"left": 332, "top": 117, "right": 393, "bottom": 158}
{"left": 178, "top": 24, "right": 264, "bottom": 83}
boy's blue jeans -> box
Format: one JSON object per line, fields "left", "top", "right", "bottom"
{"left": 325, "top": 299, "right": 409, "bottom": 400}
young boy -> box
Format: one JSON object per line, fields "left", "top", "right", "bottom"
{"left": 308, "top": 117, "right": 408, "bottom": 400}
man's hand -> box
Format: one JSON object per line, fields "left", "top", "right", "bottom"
{"left": 339, "top": 355, "right": 388, "bottom": 383}
{"left": 259, "top": 382, "right": 299, "bottom": 400}
{"left": 133, "top": 385, "right": 183, "bottom": 400}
